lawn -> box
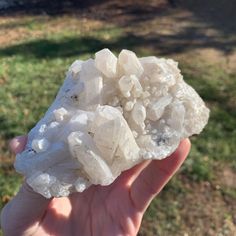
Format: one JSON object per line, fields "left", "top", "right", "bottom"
{"left": 0, "top": 7, "right": 236, "bottom": 235}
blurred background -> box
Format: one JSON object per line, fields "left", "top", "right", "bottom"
{"left": 0, "top": 0, "right": 235, "bottom": 235}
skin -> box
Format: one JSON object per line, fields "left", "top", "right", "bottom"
{"left": 1, "top": 136, "right": 190, "bottom": 236}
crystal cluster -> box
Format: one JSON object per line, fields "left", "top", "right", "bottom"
{"left": 14, "top": 49, "right": 209, "bottom": 198}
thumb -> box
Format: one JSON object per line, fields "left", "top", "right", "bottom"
{"left": 1, "top": 136, "right": 51, "bottom": 235}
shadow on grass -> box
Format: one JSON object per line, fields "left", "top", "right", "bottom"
{"left": 1, "top": 1, "right": 236, "bottom": 56}
{"left": 1, "top": 0, "right": 236, "bottom": 37}
{"left": 0, "top": 0, "right": 165, "bottom": 18}
{"left": 179, "top": 0, "right": 236, "bottom": 36}
{"left": 0, "top": 37, "right": 108, "bottom": 59}
{"left": 0, "top": 32, "right": 235, "bottom": 60}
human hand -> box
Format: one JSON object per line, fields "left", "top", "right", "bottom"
{"left": 1, "top": 136, "right": 190, "bottom": 236}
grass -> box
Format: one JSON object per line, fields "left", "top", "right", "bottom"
{"left": 0, "top": 168, "right": 22, "bottom": 210}
{"left": 0, "top": 13, "right": 236, "bottom": 235}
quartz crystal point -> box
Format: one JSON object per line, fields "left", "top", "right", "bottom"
{"left": 14, "top": 49, "right": 209, "bottom": 198}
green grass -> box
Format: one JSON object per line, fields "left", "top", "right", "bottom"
{"left": 0, "top": 15, "right": 236, "bottom": 235}
{"left": 142, "top": 178, "right": 188, "bottom": 234}
{"left": 0, "top": 168, "right": 22, "bottom": 210}
{"left": 181, "top": 64, "right": 236, "bottom": 180}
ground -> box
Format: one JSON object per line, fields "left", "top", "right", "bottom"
{"left": 0, "top": 1, "right": 236, "bottom": 235}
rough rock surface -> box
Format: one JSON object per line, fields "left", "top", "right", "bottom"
{"left": 14, "top": 49, "right": 209, "bottom": 198}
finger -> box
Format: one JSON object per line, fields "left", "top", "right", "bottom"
{"left": 2, "top": 135, "right": 52, "bottom": 235}
{"left": 1, "top": 182, "right": 52, "bottom": 235}
{"left": 9, "top": 135, "right": 28, "bottom": 154}
{"left": 114, "top": 160, "right": 151, "bottom": 186}
{"left": 130, "top": 139, "right": 191, "bottom": 212}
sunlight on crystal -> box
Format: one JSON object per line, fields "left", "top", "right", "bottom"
{"left": 14, "top": 49, "right": 209, "bottom": 198}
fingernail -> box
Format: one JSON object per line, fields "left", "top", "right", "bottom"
{"left": 9, "top": 135, "right": 27, "bottom": 154}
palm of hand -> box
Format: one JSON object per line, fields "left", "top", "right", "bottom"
{"left": 1, "top": 136, "right": 190, "bottom": 236}
{"left": 34, "top": 178, "right": 143, "bottom": 236}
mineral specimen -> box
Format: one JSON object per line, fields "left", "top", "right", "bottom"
{"left": 14, "top": 49, "right": 209, "bottom": 198}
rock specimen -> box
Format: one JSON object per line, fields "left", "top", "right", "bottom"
{"left": 14, "top": 49, "right": 209, "bottom": 198}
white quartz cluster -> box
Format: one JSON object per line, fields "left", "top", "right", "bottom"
{"left": 14, "top": 49, "right": 209, "bottom": 198}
